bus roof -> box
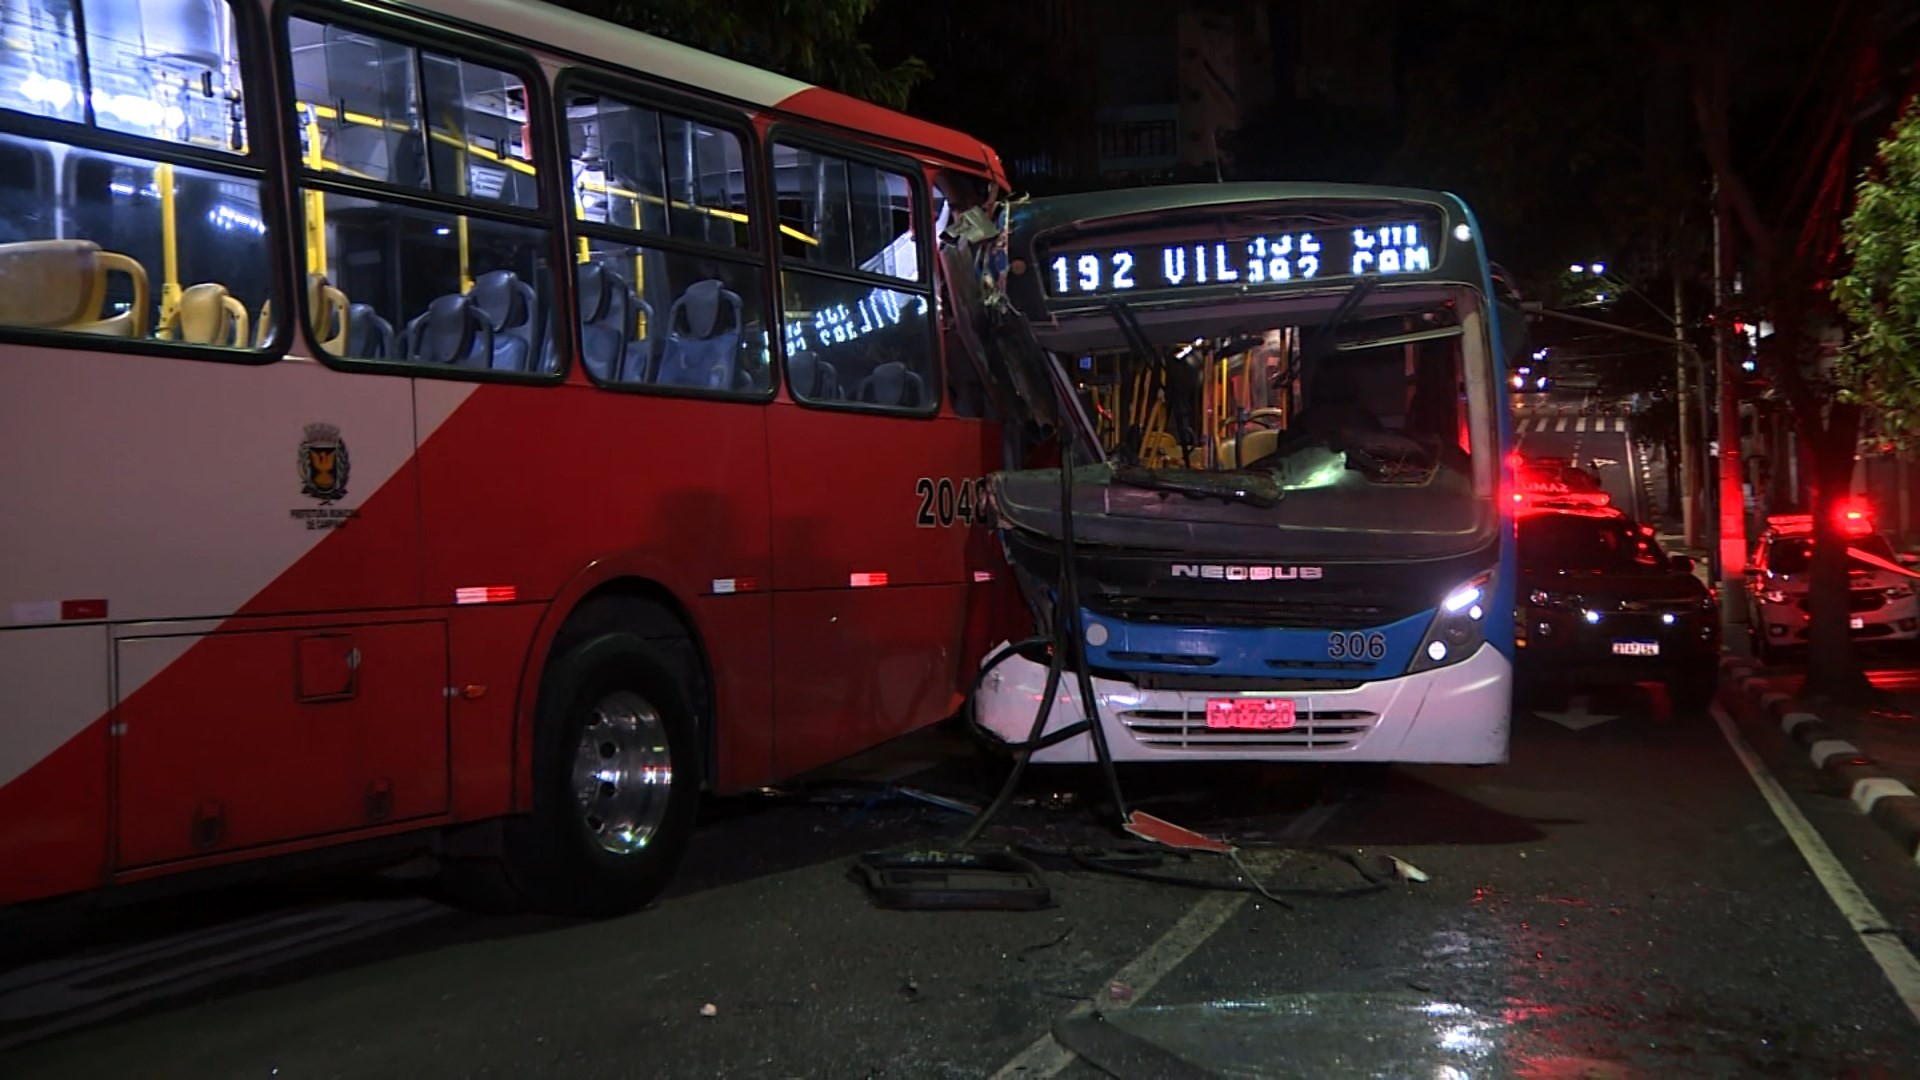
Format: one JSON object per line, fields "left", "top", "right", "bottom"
{"left": 400, "top": 0, "right": 1007, "bottom": 184}
{"left": 1008, "top": 182, "right": 1474, "bottom": 241}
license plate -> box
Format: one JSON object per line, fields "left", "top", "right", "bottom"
{"left": 1205, "top": 698, "right": 1296, "bottom": 730}
{"left": 1851, "top": 616, "right": 1866, "bottom": 630}
{"left": 1611, "top": 640, "right": 1660, "bottom": 656}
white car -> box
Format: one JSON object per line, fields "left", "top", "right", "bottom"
{"left": 1746, "top": 515, "right": 1920, "bottom": 660}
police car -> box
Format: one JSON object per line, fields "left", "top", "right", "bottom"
{"left": 1745, "top": 503, "right": 1920, "bottom": 661}
{"left": 1514, "top": 493, "right": 1721, "bottom": 711}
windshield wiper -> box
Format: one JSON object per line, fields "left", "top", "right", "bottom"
{"left": 1110, "top": 466, "right": 1282, "bottom": 509}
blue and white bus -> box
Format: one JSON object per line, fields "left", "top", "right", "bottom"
{"left": 970, "top": 183, "right": 1522, "bottom": 764}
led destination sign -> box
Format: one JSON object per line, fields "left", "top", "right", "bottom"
{"left": 1041, "top": 218, "right": 1440, "bottom": 299}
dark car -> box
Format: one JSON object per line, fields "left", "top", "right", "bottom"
{"left": 1516, "top": 507, "right": 1721, "bottom": 710}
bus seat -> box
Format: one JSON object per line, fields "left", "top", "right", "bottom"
{"left": 469, "top": 269, "right": 538, "bottom": 371}
{"left": 854, "top": 361, "right": 925, "bottom": 408}
{"left": 1235, "top": 429, "right": 1281, "bottom": 468}
{"left": 787, "top": 352, "right": 843, "bottom": 400}
{"left": 655, "top": 278, "right": 740, "bottom": 389}
{"left": 0, "top": 239, "right": 149, "bottom": 337}
{"left": 159, "top": 282, "right": 249, "bottom": 346}
{"left": 346, "top": 303, "right": 396, "bottom": 360}
{"left": 573, "top": 262, "right": 650, "bottom": 381}
{"left": 404, "top": 294, "right": 492, "bottom": 366}
{"left": 307, "top": 273, "right": 349, "bottom": 354}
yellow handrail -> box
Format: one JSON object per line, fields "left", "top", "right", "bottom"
{"left": 155, "top": 162, "right": 180, "bottom": 326}
{"left": 296, "top": 99, "right": 822, "bottom": 247}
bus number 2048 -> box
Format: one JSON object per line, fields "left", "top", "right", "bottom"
{"left": 915, "top": 477, "right": 989, "bottom": 528}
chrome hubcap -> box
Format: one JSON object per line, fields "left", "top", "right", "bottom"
{"left": 571, "top": 690, "right": 673, "bottom": 855}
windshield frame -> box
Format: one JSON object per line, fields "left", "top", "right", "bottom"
{"left": 1519, "top": 512, "right": 1664, "bottom": 573}
{"left": 1034, "top": 282, "right": 1501, "bottom": 499}
{"left": 1768, "top": 533, "right": 1897, "bottom": 575}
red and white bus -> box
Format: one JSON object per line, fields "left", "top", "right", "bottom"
{"left": 0, "top": 0, "right": 1017, "bottom": 916}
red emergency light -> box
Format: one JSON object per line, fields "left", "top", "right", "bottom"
{"left": 1836, "top": 497, "right": 1874, "bottom": 537}
{"left": 1767, "top": 498, "right": 1876, "bottom": 538}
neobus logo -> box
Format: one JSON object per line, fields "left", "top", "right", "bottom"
{"left": 1170, "top": 564, "right": 1325, "bottom": 581}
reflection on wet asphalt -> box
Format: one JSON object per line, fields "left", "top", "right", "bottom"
{"left": 5, "top": 696, "right": 1920, "bottom": 1078}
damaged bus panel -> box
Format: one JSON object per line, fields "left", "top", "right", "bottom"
{"left": 972, "top": 183, "right": 1518, "bottom": 765}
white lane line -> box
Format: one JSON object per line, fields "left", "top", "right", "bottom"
{"left": 990, "top": 801, "right": 1343, "bottom": 1078}
{"left": 1710, "top": 703, "right": 1920, "bottom": 1025}
{"left": 1615, "top": 417, "right": 1628, "bottom": 433}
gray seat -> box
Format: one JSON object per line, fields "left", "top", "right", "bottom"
{"left": 468, "top": 269, "right": 539, "bottom": 371}
{"left": 404, "top": 293, "right": 491, "bottom": 366}
{"left": 345, "top": 302, "right": 395, "bottom": 360}
{"left": 655, "top": 279, "right": 742, "bottom": 389}
{"left": 787, "top": 351, "right": 842, "bottom": 400}
{"left": 568, "top": 262, "right": 652, "bottom": 381}
{"left": 854, "top": 360, "right": 925, "bottom": 408}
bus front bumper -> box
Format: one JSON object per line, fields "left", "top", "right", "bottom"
{"left": 972, "top": 642, "right": 1512, "bottom": 765}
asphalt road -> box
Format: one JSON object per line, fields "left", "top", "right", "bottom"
{"left": 6, "top": 686, "right": 1920, "bottom": 1077}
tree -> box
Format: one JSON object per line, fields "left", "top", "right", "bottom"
{"left": 1387, "top": 0, "right": 1912, "bottom": 698}
{"left": 1835, "top": 100, "right": 1920, "bottom": 444}
{"left": 555, "top": 0, "right": 929, "bottom": 109}
{"left": 1689, "top": 1, "right": 1920, "bottom": 702}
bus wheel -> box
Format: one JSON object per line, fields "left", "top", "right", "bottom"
{"left": 504, "top": 633, "right": 700, "bottom": 918}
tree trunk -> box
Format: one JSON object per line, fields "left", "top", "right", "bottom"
{"left": 1800, "top": 400, "right": 1875, "bottom": 703}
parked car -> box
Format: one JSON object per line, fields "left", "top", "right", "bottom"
{"left": 1745, "top": 507, "right": 1920, "bottom": 662}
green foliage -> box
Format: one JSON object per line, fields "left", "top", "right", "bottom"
{"left": 1835, "top": 101, "right": 1920, "bottom": 444}
{"left": 555, "top": 0, "right": 929, "bottom": 110}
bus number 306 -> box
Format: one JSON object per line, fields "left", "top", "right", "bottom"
{"left": 1327, "top": 631, "right": 1388, "bottom": 661}
{"left": 915, "top": 477, "right": 989, "bottom": 527}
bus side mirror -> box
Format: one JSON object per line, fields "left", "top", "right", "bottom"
{"left": 1668, "top": 554, "right": 1695, "bottom": 575}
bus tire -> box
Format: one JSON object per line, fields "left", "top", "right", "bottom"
{"left": 502, "top": 632, "right": 700, "bottom": 918}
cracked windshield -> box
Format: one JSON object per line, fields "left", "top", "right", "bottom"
{"left": 6, "top": 0, "right": 1920, "bottom": 1077}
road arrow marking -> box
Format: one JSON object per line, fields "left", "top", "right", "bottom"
{"left": 1535, "top": 694, "right": 1618, "bottom": 731}
{"left": 1587, "top": 456, "right": 1619, "bottom": 469}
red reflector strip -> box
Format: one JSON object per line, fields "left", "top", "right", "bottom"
{"left": 61, "top": 599, "right": 108, "bottom": 620}
{"left": 972, "top": 570, "right": 995, "bottom": 583}
{"left": 455, "top": 585, "right": 517, "bottom": 605}
{"left": 849, "top": 571, "right": 889, "bottom": 588}
{"left": 711, "top": 577, "right": 759, "bottom": 595}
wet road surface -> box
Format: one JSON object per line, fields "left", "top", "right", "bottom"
{"left": 6, "top": 680, "right": 1920, "bottom": 1077}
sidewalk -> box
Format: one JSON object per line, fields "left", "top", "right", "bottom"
{"left": 1637, "top": 441, "right": 1718, "bottom": 592}
{"left": 1719, "top": 659, "right": 1920, "bottom": 862}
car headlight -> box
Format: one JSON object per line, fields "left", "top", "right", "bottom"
{"left": 1409, "top": 569, "right": 1495, "bottom": 673}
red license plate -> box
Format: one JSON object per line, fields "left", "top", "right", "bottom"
{"left": 1205, "top": 698, "right": 1297, "bottom": 730}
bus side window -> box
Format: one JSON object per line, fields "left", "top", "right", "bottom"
{"left": 284, "top": 15, "right": 555, "bottom": 373}
{"left": 771, "top": 141, "right": 937, "bottom": 415}
{"left": 0, "top": 0, "right": 274, "bottom": 351}
{"left": 560, "top": 86, "right": 768, "bottom": 394}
